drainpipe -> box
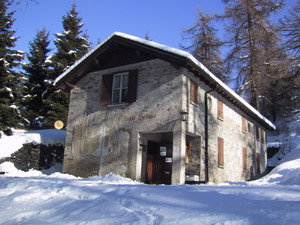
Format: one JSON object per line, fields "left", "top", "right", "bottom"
{"left": 204, "top": 85, "right": 218, "bottom": 183}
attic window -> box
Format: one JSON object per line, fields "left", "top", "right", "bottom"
{"left": 112, "top": 72, "right": 129, "bottom": 104}
{"left": 256, "top": 126, "right": 260, "bottom": 141}
{"left": 100, "top": 70, "right": 138, "bottom": 106}
{"left": 190, "top": 80, "right": 198, "bottom": 105}
{"left": 217, "top": 99, "right": 223, "bottom": 120}
{"left": 242, "top": 116, "right": 247, "bottom": 133}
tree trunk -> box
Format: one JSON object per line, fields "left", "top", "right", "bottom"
{"left": 246, "top": 0, "right": 260, "bottom": 111}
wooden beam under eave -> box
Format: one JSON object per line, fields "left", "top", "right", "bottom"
{"left": 60, "top": 84, "right": 71, "bottom": 92}
{"left": 64, "top": 82, "right": 76, "bottom": 89}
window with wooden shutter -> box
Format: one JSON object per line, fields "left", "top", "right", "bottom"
{"left": 100, "top": 74, "right": 113, "bottom": 106}
{"left": 256, "top": 152, "right": 260, "bottom": 173}
{"left": 190, "top": 80, "right": 198, "bottom": 104}
{"left": 218, "top": 137, "right": 224, "bottom": 167}
{"left": 261, "top": 129, "right": 265, "bottom": 143}
{"left": 185, "top": 142, "right": 192, "bottom": 164}
{"left": 127, "top": 70, "right": 138, "bottom": 103}
{"left": 217, "top": 99, "right": 223, "bottom": 120}
{"left": 112, "top": 72, "right": 129, "bottom": 104}
{"left": 100, "top": 70, "right": 138, "bottom": 106}
{"left": 242, "top": 117, "right": 246, "bottom": 133}
{"left": 243, "top": 147, "right": 247, "bottom": 171}
{"left": 256, "top": 126, "right": 260, "bottom": 141}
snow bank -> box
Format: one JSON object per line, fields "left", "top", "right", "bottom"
{"left": 268, "top": 111, "right": 300, "bottom": 167}
{"left": 0, "top": 162, "right": 43, "bottom": 177}
{"left": 1, "top": 163, "right": 300, "bottom": 224}
{"left": 251, "top": 158, "right": 300, "bottom": 186}
{"left": 0, "top": 129, "right": 66, "bottom": 158}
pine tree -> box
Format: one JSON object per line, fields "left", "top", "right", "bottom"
{"left": 0, "top": 0, "right": 24, "bottom": 133}
{"left": 220, "top": 0, "right": 283, "bottom": 111}
{"left": 22, "top": 28, "right": 51, "bottom": 128}
{"left": 182, "top": 9, "right": 227, "bottom": 82}
{"left": 51, "top": 2, "right": 90, "bottom": 78}
{"left": 43, "top": 3, "right": 90, "bottom": 128}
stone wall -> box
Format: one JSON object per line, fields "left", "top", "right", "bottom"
{"left": 62, "top": 57, "right": 269, "bottom": 183}
{"left": 184, "top": 69, "right": 268, "bottom": 183}
{"left": 64, "top": 59, "right": 184, "bottom": 179}
{"left": 0, "top": 143, "right": 64, "bottom": 172}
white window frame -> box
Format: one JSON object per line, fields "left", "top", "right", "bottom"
{"left": 112, "top": 72, "right": 129, "bottom": 104}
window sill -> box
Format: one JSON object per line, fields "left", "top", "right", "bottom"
{"left": 190, "top": 101, "right": 199, "bottom": 107}
{"left": 218, "top": 165, "right": 224, "bottom": 169}
{"left": 107, "top": 103, "right": 129, "bottom": 108}
{"left": 217, "top": 117, "right": 224, "bottom": 122}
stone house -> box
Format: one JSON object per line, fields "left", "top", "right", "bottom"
{"left": 54, "top": 32, "right": 275, "bottom": 184}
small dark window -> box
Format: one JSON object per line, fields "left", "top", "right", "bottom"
{"left": 243, "top": 147, "right": 247, "bottom": 171}
{"left": 242, "top": 117, "right": 247, "bottom": 133}
{"left": 256, "top": 152, "right": 260, "bottom": 173}
{"left": 256, "top": 126, "right": 260, "bottom": 141}
{"left": 190, "top": 80, "right": 198, "bottom": 104}
{"left": 218, "top": 137, "right": 224, "bottom": 167}
{"left": 248, "top": 123, "right": 251, "bottom": 132}
{"left": 261, "top": 129, "right": 265, "bottom": 143}
{"left": 217, "top": 99, "right": 223, "bottom": 120}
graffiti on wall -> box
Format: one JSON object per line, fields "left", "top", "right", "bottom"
{"left": 117, "top": 113, "right": 156, "bottom": 122}
{"left": 72, "top": 118, "right": 113, "bottom": 158}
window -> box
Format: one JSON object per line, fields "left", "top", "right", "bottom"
{"left": 261, "top": 129, "right": 265, "bottom": 143}
{"left": 100, "top": 70, "right": 138, "bottom": 106}
{"left": 256, "top": 126, "right": 260, "bottom": 141}
{"left": 218, "top": 137, "right": 224, "bottom": 167}
{"left": 256, "top": 152, "right": 260, "bottom": 173}
{"left": 112, "top": 72, "right": 128, "bottom": 104}
{"left": 242, "top": 117, "right": 247, "bottom": 133}
{"left": 248, "top": 122, "right": 251, "bottom": 132}
{"left": 217, "top": 99, "right": 223, "bottom": 120}
{"left": 185, "top": 142, "right": 192, "bottom": 164}
{"left": 190, "top": 80, "right": 198, "bottom": 104}
{"left": 242, "top": 147, "right": 247, "bottom": 171}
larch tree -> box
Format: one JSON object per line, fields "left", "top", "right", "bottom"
{"left": 181, "top": 9, "right": 227, "bottom": 82}
{"left": 43, "top": 3, "right": 91, "bottom": 128}
{"left": 274, "top": 0, "right": 300, "bottom": 119}
{"left": 255, "top": 26, "right": 295, "bottom": 121}
{"left": 220, "top": 0, "right": 284, "bottom": 111}
{"left": 0, "top": 0, "right": 24, "bottom": 133}
{"left": 280, "top": 0, "right": 300, "bottom": 75}
{"left": 22, "top": 28, "right": 52, "bottom": 128}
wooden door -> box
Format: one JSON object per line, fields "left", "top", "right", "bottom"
{"left": 146, "top": 141, "right": 172, "bottom": 185}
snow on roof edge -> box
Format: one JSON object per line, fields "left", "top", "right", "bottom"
{"left": 54, "top": 32, "right": 275, "bottom": 130}
{"left": 54, "top": 32, "right": 118, "bottom": 86}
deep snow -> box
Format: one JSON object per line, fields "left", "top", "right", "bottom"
{"left": 1, "top": 128, "right": 300, "bottom": 224}
{"left": 0, "top": 129, "right": 66, "bottom": 158}
{"left": 0, "top": 161, "right": 300, "bottom": 224}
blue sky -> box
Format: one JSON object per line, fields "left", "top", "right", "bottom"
{"left": 11, "top": 0, "right": 296, "bottom": 55}
{"left": 11, "top": 0, "right": 224, "bottom": 53}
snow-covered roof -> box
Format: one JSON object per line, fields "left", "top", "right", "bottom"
{"left": 54, "top": 32, "right": 275, "bottom": 130}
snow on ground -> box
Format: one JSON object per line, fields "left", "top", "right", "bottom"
{"left": 0, "top": 129, "right": 66, "bottom": 158}
{"left": 1, "top": 125, "right": 300, "bottom": 224}
{"left": 268, "top": 111, "right": 300, "bottom": 167}
{"left": 0, "top": 162, "right": 300, "bottom": 225}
